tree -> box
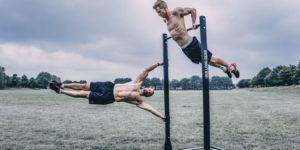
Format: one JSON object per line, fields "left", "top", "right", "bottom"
{"left": 51, "top": 75, "right": 61, "bottom": 83}
{"left": 237, "top": 79, "right": 251, "bottom": 88}
{"left": 28, "top": 77, "right": 38, "bottom": 88}
{"left": 264, "top": 66, "right": 284, "bottom": 86}
{"left": 36, "top": 72, "right": 52, "bottom": 89}
{"left": 210, "top": 76, "right": 222, "bottom": 89}
{"left": 292, "top": 62, "right": 300, "bottom": 85}
{"left": 252, "top": 67, "right": 271, "bottom": 87}
{"left": 114, "top": 78, "right": 132, "bottom": 84}
{"left": 21, "top": 75, "right": 29, "bottom": 88}
{"left": 80, "top": 80, "right": 87, "bottom": 84}
{"left": 142, "top": 78, "right": 151, "bottom": 87}
{"left": 170, "top": 79, "right": 180, "bottom": 90}
{"left": 189, "top": 75, "right": 202, "bottom": 90}
{"left": 63, "top": 80, "right": 73, "bottom": 84}
{"left": 210, "top": 76, "right": 234, "bottom": 90}
{"left": 222, "top": 77, "right": 235, "bottom": 89}
{"left": 150, "top": 77, "right": 161, "bottom": 90}
{"left": 278, "top": 65, "right": 297, "bottom": 86}
{"left": 264, "top": 71, "right": 277, "bottom": 87}
{"left": 250, "top": 76, "right": 258, "bottom": 87}
{"left": 5, "top": 75, "right": 12, "bottom": 87}
{"left": 11, "top": 74, "right": 20, "bottom": 87}
{"left": 0, "top": 66, "right": 6, "bottom": 89}
{"left": 180, "top": 78, "right": 190, "bottom": 90}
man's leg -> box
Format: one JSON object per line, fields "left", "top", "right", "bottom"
{"left": 209, "top": 56, "right": 229, "bottom": 71}
{"left": 209, "top": 56, "right": 229, "bottom": 68}
{"left": 60, "top": 90, "right": 90, "bottom": 98}
{"left": 209, "top": 56, "right": 240, "bottom": 78}
{"left": 63, "top": 82, "right": 90, "bottom": 91}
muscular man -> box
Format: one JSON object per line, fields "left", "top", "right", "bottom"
{"left": 49, "top": 62, "right": 165, "bottom": 121}
{"left": 153, "top": 0, "right": 240, "bottom": 78}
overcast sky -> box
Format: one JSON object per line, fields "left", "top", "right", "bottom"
{"left": 0, "top": 0, "right": 299, "bottom": 83}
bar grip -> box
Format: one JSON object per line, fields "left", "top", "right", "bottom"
{"left": 187, "top": 24, "right": 200, "bottom": 31}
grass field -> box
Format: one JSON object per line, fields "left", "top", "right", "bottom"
{"left": 0, "top": 86, "right": 300, "bottom": 150}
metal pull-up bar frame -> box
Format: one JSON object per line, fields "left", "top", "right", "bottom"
{"left": 162, "top": 16, "right": 222, "bottom": 150}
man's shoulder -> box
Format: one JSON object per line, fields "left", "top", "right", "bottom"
{"left": 128, "top": 92, "right": 143, "bottom": 104}
{"left": 130, "top": 91, "right": 140, "bottom": 96}
{"left": 131, "top": 81, "right": 143, "bottom": 87}
{"left": 172, "top": 7, "right": 184, "bottom": 12}
{"left": 122, "top": 81, "right": 136, "bottom": 85}
{"left": 171, "top": 7, "right": 185, "bottom": 16}
{"left": 173, "top": 7, "right": 184, "bottom": 10}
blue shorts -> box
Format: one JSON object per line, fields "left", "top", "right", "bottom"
{"left": 89, "top": 82, "right": 115, "bottom": 105}
{"left": 182, "top": 37, "right": 212, "bottom": 64}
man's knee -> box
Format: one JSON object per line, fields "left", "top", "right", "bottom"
{"left": 83, "top": 82, "right": 90, "bottom": 91}
{"left": 210, "top": 57, "right": 217, "bottom": 64}
{"left": 84, "top": 91, "right": 90, "bottom": 98}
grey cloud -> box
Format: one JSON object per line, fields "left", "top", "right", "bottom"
{"left": 0, "top": 0, "right": 163, "bottom": 67}
{"left": 0, "top": 0, "right": 124, "bottom": 43}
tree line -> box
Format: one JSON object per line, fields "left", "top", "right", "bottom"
{"left": 0, "top": 66, "right": 60, "bottom": 89}
{"left": 4, "top": 60, "right": 299, "bottom": 90}
{"left": 114, "top": 75, "right": 235, "bottom": 90}
{"left": 1, "top": 65, "right": 234, "bottom": 90}
{"left": 237, "top": 61, "right": 300, "bottom": 88}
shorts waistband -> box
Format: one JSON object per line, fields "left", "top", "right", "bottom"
{"left": 181, "top": 36, "right": 194, "bottom": 49}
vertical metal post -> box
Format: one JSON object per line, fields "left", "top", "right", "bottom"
{"left": 200, "top": 16, "right": 210, "bottom": 150}
{"left": 163, "top": 33, "right": 172, "bottom": 150}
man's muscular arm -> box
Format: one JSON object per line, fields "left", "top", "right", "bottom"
{"left": 137, "top": 101, "right": 165, "bottom": 121}
{"left": 173, "top": 7, "right": 197, "bottom": 29}
{"left": 125, "top": 94, "right": 165, "bottom": 121}
{"left": 134, "top": 62, "right": 164, "bottom": 83}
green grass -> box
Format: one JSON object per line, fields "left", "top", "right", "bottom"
{"left": 0, "top": 87, "right": 299, "bottom": 150}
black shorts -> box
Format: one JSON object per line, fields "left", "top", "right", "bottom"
{"left": 89, "top": 82, "right": 115, "bottom": 105}
{"left": 182, "top": 37, "right": 212, "bottom": 64}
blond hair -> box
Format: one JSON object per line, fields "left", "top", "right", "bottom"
{"left": 153, "top": 0, "right": 168, "bottom": 9}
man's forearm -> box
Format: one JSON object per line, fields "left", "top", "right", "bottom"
{"left": 191, "top": 8, "right": 197, "bottom": 25}
{"left": 145, "top": 63, "right": 160, "bottom": 72}
{"left": 149, "top": 108, "right": 165, "bottom": 119}
{"left": 134, "top": 62, "right": 162, "bottom": 83}
{"left": 145, "top": 62, "right": 162, "bottom": 72}
{"left": 137, "top": 102, "right": 165, "bottom": 120}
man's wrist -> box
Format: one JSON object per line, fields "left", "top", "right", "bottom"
{"left": 157, "top": 63, "right": 160, "bottom": 66}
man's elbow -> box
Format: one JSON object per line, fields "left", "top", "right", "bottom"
{"left": 136, "top": 103, "right": 144, "bottom": 109}
{"left": 192, "top": 8, "right": 197, "bottom": 15}
{"left": 145, "top": 66, "right": 153, "bottom": 72}
{"left": 144, "top": 68, "right": 149, "bottom": 73}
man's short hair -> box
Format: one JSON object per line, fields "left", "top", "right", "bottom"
{"left": 153, "top": 0, "right": 168, "bottom": 9}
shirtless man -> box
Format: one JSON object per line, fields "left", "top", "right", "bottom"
{"left": 153, "top": 0, "right": 240, "bottom": 78}
{"left": 49, "top": 62, "right": 165, "bottom": 121}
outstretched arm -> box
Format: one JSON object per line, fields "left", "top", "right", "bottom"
{"left": 134, "top": 62, "right": 164, "bottom": 83}
{"left": 137, "top": 101, "right": 165, "bottom": 121}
